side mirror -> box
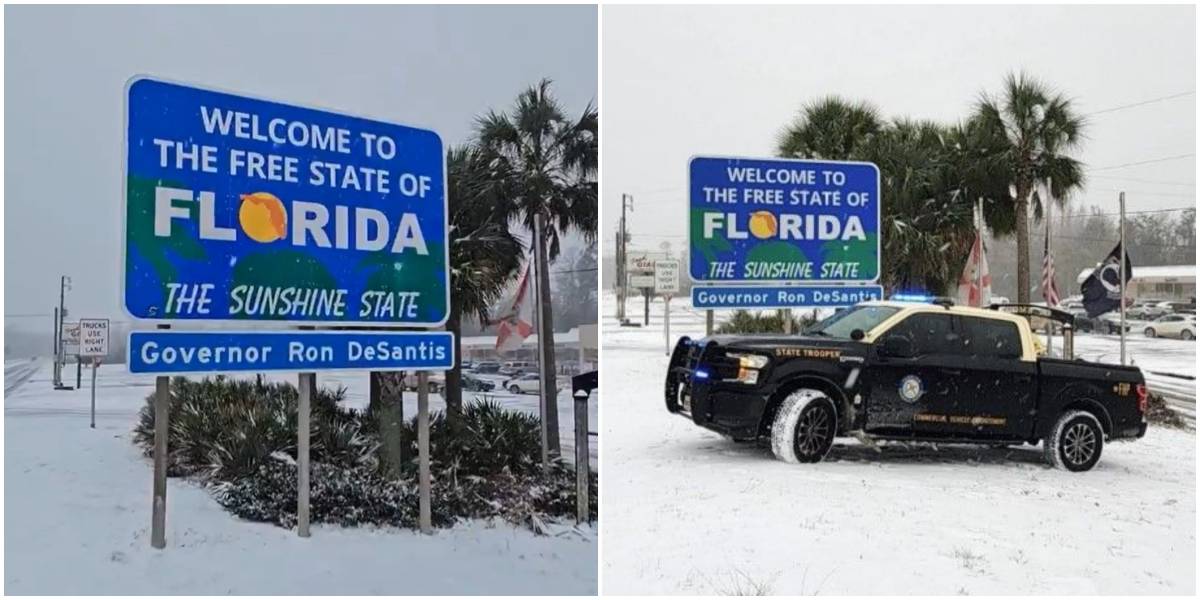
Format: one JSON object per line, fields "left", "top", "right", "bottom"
{"left": 850, "top": 329, "right": 866, "bottom": 341}
{"left": 879, "top": 335, "right": 915, "bottom": 358}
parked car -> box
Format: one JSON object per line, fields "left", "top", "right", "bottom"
{"left": 460, "top": 360, "right": 474, "bottom": 371}
{"left": 402, "top": 372, "right": 445, "bottom": 393}
{"left": 1128, "top": 298, "right": 1169, "bottom": 320}
{"left": 502, "top": 373, "right": 541, "bottom": 394}
{"left": 473, "top": 361, "right": 501, "bottom": 374}
{"left": 462, "top": 374, "right": 495, "bottom": 392}
{"left": 1143, "top": 314, "right": 1196, "bottom": 340}
{"left": 665, "top": 300, "right": 1147, "bottom": 471}
{"left": 1157, "top": 301, "right": 1196, "bottom": 315}
{"left": 499, "top": 361, "right": 535, "bottom": 376}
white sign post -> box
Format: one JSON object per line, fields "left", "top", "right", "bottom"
{"left": 654, "top": 260, "right": 681, "bottom": 355}
{"left": 78, "top": 319, "right": 109, "bottom": 429}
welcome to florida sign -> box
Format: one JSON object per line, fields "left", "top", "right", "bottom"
{"left": 123, "top": 77, "right": 448, "bottom": 325}
{"left": 688, "top": 156, "right": 880, "bottom": 283}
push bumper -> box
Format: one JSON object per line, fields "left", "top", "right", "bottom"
{"left": 665, "top": 337, "right": 770, "bottom": 439}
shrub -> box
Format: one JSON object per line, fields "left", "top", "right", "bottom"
{"left": 716, "top": 309, "right": 817, "bottom": 334}
{"left": 132, "top": 377, "right": 596, "bottom": 531}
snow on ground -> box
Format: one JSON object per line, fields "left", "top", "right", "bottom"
{"left": 601, "top": 293, "right": 1195, "bottom": 595}
{"left": 4, "top": 361, "right": 596, "bottom": 595}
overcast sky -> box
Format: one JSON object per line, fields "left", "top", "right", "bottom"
{"left": 4, "top": 4, "right": 597, "bottom": 325}
{"left": 602, "top": 4, "right": 1196, "bottom": 264}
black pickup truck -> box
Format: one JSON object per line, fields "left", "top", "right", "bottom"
{"left": 665, "top": 301, "right": 1147, "bottom": 471}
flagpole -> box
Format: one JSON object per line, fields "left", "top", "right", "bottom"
{"left": 1119, "top": 192, "right": 1127, "bottom": 366}
{"left": 975, "top": 198, "right": 982, "bottom": 306}
{"left": 1045, "top": 190, "right": 1054, "bottom": 356}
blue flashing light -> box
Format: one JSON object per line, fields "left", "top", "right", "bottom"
{"left": 693, "top": 369, "right": 710, "bottom": 380}
{"left": 891, "top": 293, "right": 934, "bottom": 303}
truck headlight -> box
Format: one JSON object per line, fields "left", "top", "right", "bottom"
{"left": 727, "top": 352, "right": 769, "bottom": 384}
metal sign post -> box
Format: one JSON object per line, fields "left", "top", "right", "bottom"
{"left": 151, "top": 324, "right": 169, "bottom": 550}
{"left": 417, "top": 371, "right": 432, "bottom": 534}
{"left": 297, "top": 372, "right": 313, "bottom": 538}
{"left": 664, "top": 295, "right": 672, "bottom": 356}
{"left": 90, "top": 359, "right": 100, "bottom": 428}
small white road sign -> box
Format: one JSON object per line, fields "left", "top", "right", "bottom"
{"left": 654, "top": 259, "right": 680, "bottom": 295}
{"left": 78, "top": 319, "right": 110, "bottom": 358}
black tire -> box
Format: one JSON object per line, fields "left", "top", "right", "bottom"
{"left": 1182, "top": 329, "right": 1194, "bottom": 341}
{"left": 1043, "top": 410, "right": 1104, "bottom": 472}
{"left": 769, "top": 389, "right": 836, "bottom": 464}
{"left": 508, "top": 385, "right": 521, "bottom": 394}
{"left": 1145, "top": 327, "right": 1156, "bottom": 338}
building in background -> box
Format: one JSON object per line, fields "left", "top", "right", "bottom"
{"left": 1075, "top": 265, "right": 1195, "bottom": 303}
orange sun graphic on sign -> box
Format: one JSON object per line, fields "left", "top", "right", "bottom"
{"left": 238, "top": 192, "right": 287, "bottom": 243}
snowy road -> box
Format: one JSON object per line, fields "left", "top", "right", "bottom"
{"left": 601, "top": 295, "right": 1195, "bottom": 595}
{"left": 4, "top": 361, "right": 596, "bottom": 595}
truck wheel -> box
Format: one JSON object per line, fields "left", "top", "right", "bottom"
{"left": 1144, "top": 327, "right": 1156, "bottom": 338}
{"left": 1043, "top": 410, "right": 1104, "bottom": 472}
{"left": 770, "top": 389, "right": 836, "bottom": 464}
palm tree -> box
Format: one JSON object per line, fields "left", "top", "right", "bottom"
{"left": 476, "top": 79, "right": 597, "bottom": 258}
{"left": 443, "top": 145, "right": 524, "bottom": 426}
{"left": 776, "top": 98, "right": 976, "bottom": 294}
{"left": 974, "top": 72, "right": 1085, "bottom": 303}
{"left": 777, "top": 96, "right": 882, "bottom": 160}
{"left": 475, "top": 79, "right": 597, "bottom": 454}
{"left": 860, "top": 119, "right": 977, "bottom": 293}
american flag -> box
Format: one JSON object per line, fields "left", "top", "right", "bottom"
{"left": 1042, "top": 234, "right": 1061, "bottom": 307}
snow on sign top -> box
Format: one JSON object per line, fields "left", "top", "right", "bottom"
{"left": 122, "top": 77, "right": 449, "bottom": 326}
{"left": 78, "top": 319, "right": 110, "bottom": 357}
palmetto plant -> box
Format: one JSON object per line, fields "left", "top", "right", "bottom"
{"left": 443, "top": 145, "right": 524, "bottom": 424}
{"left": 973, "top": 72, "right": 1085, "bottom": 303}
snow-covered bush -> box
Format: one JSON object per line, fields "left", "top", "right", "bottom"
{"left": 716, "top": 309, "right": 816, "bottom": 334}
{"left": 132, "top": 377, "right": 597, "bottom": 531}
{"left": 133, "top": 377, "right": 372, "bottom": 480}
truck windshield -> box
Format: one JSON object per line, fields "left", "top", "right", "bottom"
{"left": 805, "top": 305, "right": 900, "bottom": 339}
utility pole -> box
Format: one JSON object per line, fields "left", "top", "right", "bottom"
{"left": 617, "top": 194, "right": 633, "bottom": 322}
{"left": 55, "top": 276, "right": 71, "bottom": 389}
{"left": 52, "top": 307, "right": 59, "bottom": 387}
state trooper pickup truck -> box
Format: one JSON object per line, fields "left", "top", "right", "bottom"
{"left": 665, "top": 301, "right": 1148, "bottom": 472}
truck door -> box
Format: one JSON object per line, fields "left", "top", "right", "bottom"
{"left": 863, "top": 311, "right": 959, "bottom": 437}
{"left": 952, "top": 315, "right": 1037, "bottom": 439}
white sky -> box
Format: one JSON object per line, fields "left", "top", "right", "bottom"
{"left": 602, "top": 4, "right": 1197, "bottom": 259}
{"left": 4, "top": 5, "right": 597, "bottom": 321}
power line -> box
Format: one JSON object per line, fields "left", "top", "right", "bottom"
{"left": 1088, "top": 174, "right": 1195, "bottom": 187}
{"left": 1086, "top": 187, "right": 1196, "bottom": 198}
{"left": 1058, "top": 206, "right": 1194, "bottom": 219}
{"left": 1084, "top": 91, "right": 1195, "bottom": 116}
{"left": 1089, "top": 153, "right": 1196, "bottom": 172}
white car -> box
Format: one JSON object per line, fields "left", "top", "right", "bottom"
{"left": 502, "top": 373, "right": 541, "bottom": 394}
{"left": 1143, "top": 314, "right": 1196, "bottom": 340}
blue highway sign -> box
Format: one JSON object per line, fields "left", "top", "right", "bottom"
{"left": 691, "top": 285, "right": 885, "bottom": 310}
{"left": 123, "top": 77, "right": 448, "bottom": 325}
{"left": 127, "top": 330, "right": 454, "bottom": 375}
{"left": 689, "top": 156, "right": 880, "bottom": 283}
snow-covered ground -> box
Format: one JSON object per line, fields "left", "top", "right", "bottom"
{"left": 4, "top": 360, "right": 596, "bottom": 595}
{"left": 600, "top": 294, "right": 1195, "bottom": 595}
